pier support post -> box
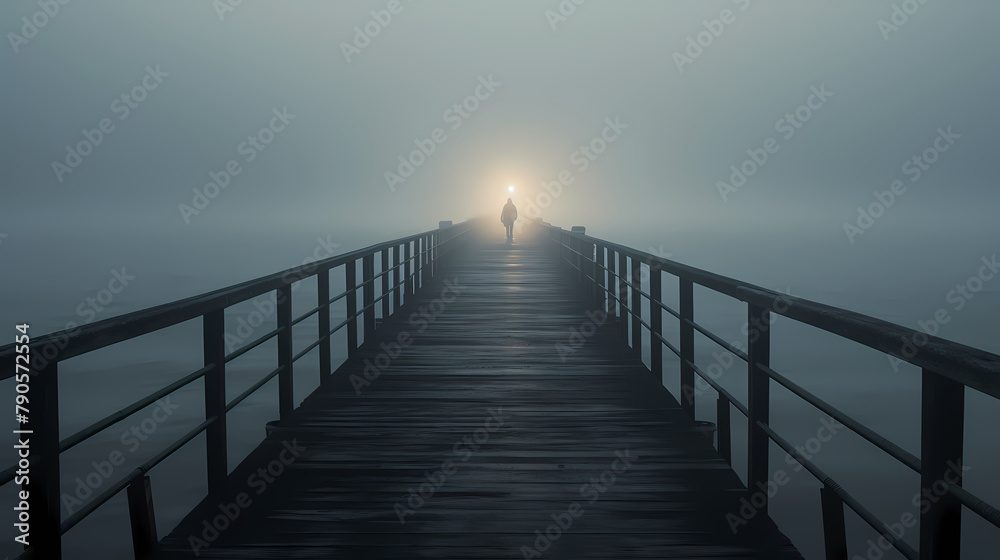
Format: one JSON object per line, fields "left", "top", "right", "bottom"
{"left": 405, "top": 242, "right": 414, "bottom": 298}
{"left": 318, "top": 268, "right": 331, "bottom": 380}
{"left": 363, "top": 254, "right": 375, "bottom": 341}
{"left": 920, "top": 369, "right": 964, "bottom": 560}
{"left": 650, "top": 266, "right": 662, "bottom": 381}
{"left": 417, "top": 237, "right": 424, "bottom": 290}
{"left": 27, "top": 358, "right": 61, "bottom": 558}
{"left": 630, "top": 256, "right": 642, "bottom": 358}
{"left": 679, "top": 278, "right": 695, "bottom": 416}
{"left": 277, "top": 285, "right": 294, "bottom": 420}
{"left": 747, "top": 303, "right": 771, "bottom": 514}
{"left": 819, "top": 485, "right": 848, "bottom": 560}
{"left": 717, "top": 395, "right": 731, "bottom": 465}
{"left": 127, "top": 476, "right": 159, "bottom": 560}
{"left": 381, "top": 249, "right": 390, "bottom": 323}
{"left": 595, "top": 245, "right": 607, "bottom": 313}
{"left": 394, "top": 245, "right": 403, "bottom": 312}
{"left": 203, "top": 309, "right": 227, "bottom": 491}
{"left": 429, "top": 234, "right": 436, "bottom": 280}
{"left": 582, "top": 239, "right": 595, "bottom": 301}
{"left": 346, "top": 260, "right": 358, "bottom": 356}
{"left": 617, "top": 251, "right": 628, "bottom": 344}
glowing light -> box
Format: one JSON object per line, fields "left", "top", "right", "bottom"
{"left": 508, "top": 185, "right": 515, "bottom": 193}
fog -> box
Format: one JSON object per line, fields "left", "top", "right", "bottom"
{"left": 3, "top": 0, "right": 997, "bottom": 343}
{"left": 1, "top": 1, "right": 999, "bottom": 559}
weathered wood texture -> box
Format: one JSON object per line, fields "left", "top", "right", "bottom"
{"left": 157, "top": 232, "right": 802, "bottom": 559}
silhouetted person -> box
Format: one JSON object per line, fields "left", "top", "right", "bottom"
{"left": 501, "top": 198, "right": 517, "bottom": 241}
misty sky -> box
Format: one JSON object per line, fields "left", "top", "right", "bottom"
{"left": 2, "top": 1, "right": 999, "bottom": 304}
{"left": 2, "top": 5, "right": 1000, "bottom": 557}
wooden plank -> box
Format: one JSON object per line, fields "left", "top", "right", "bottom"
{"left": 157, "top": 233, "right": 802, "bottom": 559}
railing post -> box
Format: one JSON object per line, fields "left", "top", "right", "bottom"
{"left": 424, "top": 236, "right": 430, "bottom": 287}
{"left": 747, "top": 302, "right": 771, "bottom": 513}
{"left": 417, "top": 237, "right": 424, "bottom": 290}
{"left": 618, "top": 251, "right": 628, "bottom": 344}
{"left": 203, "top": 309, "right": 227, "bottom": 491}
{"left": 381, "top": 249, "right": 390, "bottom": 322}
{"left": 595, "top": 245, "right": 607, "bottom": 313}
{"left": 405, "top": 241, "right": 414, "bottom": 298}
{"left": 27, "top": 358, "right": 61, "bottom": 558}
{"left": 920, "top": 369, "right": 964, "bottom": 560}
{"left": 679, "top": 278, "right": 695, "bottom": 416}
{"left": 363, "top": 254, "right": 375, "bottom": 340}
{"left": 717, "top": 395, "right": 731, "bottom": 464}
{"left": 394, "top": 245, "right": 403, "bottom": 312}
{"left": 346, "top": 260, "right": 358, "bottom": 357}
{"left": 630, "top": 256, "right": 642, "bottom": 358}
{"left": 819, "top": 485, "right": 848, "bottom": 560}
{"left": 650, "top": 265, "right": 662, "bottom": 380}
{"left": 427, "top": 234, "right": 434, "bottom": 281}
{"left": 318, "top": 268, "right": 331, "bottom": 381}
{"left": 585, "top": 240, "right": 595, "bottom": 302}
{"left": 127, "top": 476, "right": 158, "bottom": 560}
{"left": 575, "top": 236, "right": 583, "bottom": 283}
{"left": 277, "top": 285, "right": 294, "bottom": 420}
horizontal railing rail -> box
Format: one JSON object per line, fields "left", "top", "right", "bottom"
{"left": 0, "top": 220, "right": 474, "bottom": 559}
{"left": 541, "top": 221, "right": 999, "bottom": 560}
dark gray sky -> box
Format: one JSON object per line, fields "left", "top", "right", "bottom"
{"left": 2, "top": 1, "right": 998, "bottom": 296}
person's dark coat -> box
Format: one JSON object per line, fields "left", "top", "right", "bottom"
{"left": 501, "top": 199, "right": 517, "bottom": 226}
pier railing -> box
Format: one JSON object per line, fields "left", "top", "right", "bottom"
{"left": 544, "top": 222, "right": 1000, "bottom": 560}
{"left": 0, "top": 220, "right": 473, "bottom": 559}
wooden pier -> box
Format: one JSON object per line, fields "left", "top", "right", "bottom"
{"left": 156, "top": 231, "right": 801, "bottom": 559}
{"left": 3, "top": 219, "right": 998, "bottom": 559}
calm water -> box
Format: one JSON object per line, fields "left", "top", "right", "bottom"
{"left": 0, "top": 226, "right": 996, "bottom": 559}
